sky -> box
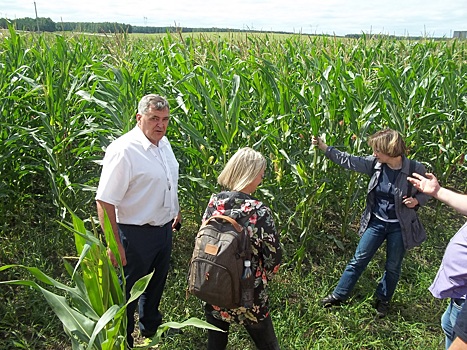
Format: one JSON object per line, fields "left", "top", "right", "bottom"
{"left": 2, "top": 0, "right": 466, "bottom": 37}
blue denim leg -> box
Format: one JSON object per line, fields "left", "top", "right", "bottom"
{"left": 333, "top": 217, "right": 387, "bottom": 300}
{"left": 442, "top": 299, "right": 464, "bottom": 349}
{"left": 375, "top": 221, "right": 405, "bottom": 301}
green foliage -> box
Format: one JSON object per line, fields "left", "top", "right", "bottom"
{"left": 1, "top": 211, "right": 129, "bottom": 349}
{"left": 138, "top": 207, "right": 459, "bottom": 349}
{"left": 0, "top": 210, "right": 217, "bottom": 349}
{"left": 1, "top": 27, "right": 466, "bottom": 348}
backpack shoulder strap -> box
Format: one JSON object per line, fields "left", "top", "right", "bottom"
{"left": 407, "top": 159, "right": 416, "bottom": 197}
{"left": 203, "top": 211, "right": 256, "bottom": 259}
{"left": 202, "top": 214, "right": 243, "bottom": 232}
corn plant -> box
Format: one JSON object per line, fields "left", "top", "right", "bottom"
{"left": 1, "top": 27, "right": 466, "bottom": 269}
{"left": 0, "top": 209, "right": 217, "bottom": 349}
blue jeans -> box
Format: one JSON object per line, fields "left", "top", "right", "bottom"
{"left": 442, "top": 298, "right": 465, "bottom": 349}
{"left": 333, "top": 216, "right": 406, "bottom": 302}
{"left": 205, "top": 305, "right": 280, "bottom": 350}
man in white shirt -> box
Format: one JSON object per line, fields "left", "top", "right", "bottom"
{"left": 96, "top": 94, "right": 181, "bottom": 348}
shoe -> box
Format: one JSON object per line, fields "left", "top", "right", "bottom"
{"left": 140, "top": 330, "right": 156, "bottom": 338}
{"left": 162, "top": 327, "right": 183, "bottom": 338}
{"left": 141, "top": 327, "right": 183, "bottom": 339}
{"left": 375, "top": 300, "right": 390, "bottom": 318}
{"left": 320, "top": 294, "right": 343, "bottom": 308}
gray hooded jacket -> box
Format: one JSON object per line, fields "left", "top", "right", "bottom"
{"left": 325, "top": 146, "right": 430, "bottom": 250}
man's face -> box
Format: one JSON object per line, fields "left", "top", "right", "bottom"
{"left": 136, "top": 106, "right": 170, "bottom": 145}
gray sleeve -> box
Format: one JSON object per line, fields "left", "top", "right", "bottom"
{"left": 325, "top": 146, "right": 376, "bottom": 176}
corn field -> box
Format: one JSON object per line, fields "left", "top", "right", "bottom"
{"left": 0, "top": 26, "right": 466, "bottom": 348}
{"left": 2, "top": 26, "right": 466, "bottom": 249}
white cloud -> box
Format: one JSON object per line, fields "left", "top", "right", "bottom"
{"left": 1, "top": 0, "right": 465, "bottom": 36}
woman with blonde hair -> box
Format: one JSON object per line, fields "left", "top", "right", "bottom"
{"left": 202, "top": 147, "right": 282, "bottom": 350}
{"left": 312, "top": 129, "right": 430, "bottom": 317}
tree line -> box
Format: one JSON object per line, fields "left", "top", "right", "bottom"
{"left": 0, "top": 17, "right": 292, "bottom": 35}
{"left": 1, "top": 17, "right": 451, "bottom": 40}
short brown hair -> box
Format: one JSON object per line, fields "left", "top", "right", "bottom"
{"left": 367, "top": 129, "right": 406, "bottom": 157}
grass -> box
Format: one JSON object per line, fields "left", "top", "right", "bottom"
{"left": 0, "top": 200, "right": 72, "bottom": 349}
{"left": 152, "top": 202, "right": 455, "bottom": 350}
{"left": 0, "top": 178, "right": 463, "bottom": 350}
{"left": 126, "top": 203, "right": 454, "bottom": 350}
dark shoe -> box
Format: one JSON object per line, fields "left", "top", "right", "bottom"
{"left": 140, "top": 330, "right": 156, "bottom": 338}
{"left": 162, "top": 327, "right": 183, "bottom": 338}
{"left": 320, "top": 294, "right": 343, "bottom": 308}
{"left": 375, "top": 300, "right": 390, "bottom": 318}
{"left": 141, "top": 326, "right": 183, "bottom": 339}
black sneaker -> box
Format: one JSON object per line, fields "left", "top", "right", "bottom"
{"left": 320, "top": 294, "right": 343, "bottom": 308}
{"left": 162, "top": 327, "right": 183, "bottom": 338}
{"left": 375, "top": 300, "right": 390, "bottom": 318}
{"left": 141, "top": 327, "right": 183, "bottom": 339}
{"left": 140, "top": 330, "right": 156, "bottom": 338}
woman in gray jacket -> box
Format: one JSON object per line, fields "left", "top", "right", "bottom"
{"left": 312, "top": 129, "right": 430, "bottom": 317}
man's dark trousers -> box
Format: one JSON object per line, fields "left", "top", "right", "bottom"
{"left": 118, "top": 222, "right": 173, "bottom": 348}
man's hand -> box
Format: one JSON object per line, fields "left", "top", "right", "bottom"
{"left": 108, "top": 244, "right": 127, "bottom": 267}
{"left": 172, "top": 212, "right": 182, "bottom": 232}
{"left": 407, "top": 172, "right": 441, "bottom": 197}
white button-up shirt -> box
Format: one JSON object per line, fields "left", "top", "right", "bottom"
{"left": 96, "top": 126, "right": 179, "bottom": 226}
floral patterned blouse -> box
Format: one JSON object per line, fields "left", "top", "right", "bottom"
{"left": 202, "top": 191, "right": 282, "bottom": 325}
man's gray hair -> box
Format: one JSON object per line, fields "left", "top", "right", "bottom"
{"left": 138, "top": 94, "right": 170, "bottom": 115}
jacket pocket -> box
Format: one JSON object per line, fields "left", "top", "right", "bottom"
{"left": 410, "top": 217, "right": 426, "bottom": 245}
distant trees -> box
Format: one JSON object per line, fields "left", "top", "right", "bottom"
{"left": 0, "top": 17, "right": 132, "bottom": 33}
{"left": 344, "top": 33, "right": 446, "bottom": 40}
{"left": 55, "top": 21, "right": 132, "bottom": 33}
{"left": 0, "top": 17, "right": 56, "bottom": 32}
{"left": 0, "top": 17, "right": 291, "bottom": 35}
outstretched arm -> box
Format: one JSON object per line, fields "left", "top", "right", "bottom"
{"left": 407, "top": 172, "right": 467, "bottom": 216}
{"left": 311, "top": 135, "right": 376, "bottom": 175}
{"left": 311, "top": 135, "right": 328, "bottom": 152}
